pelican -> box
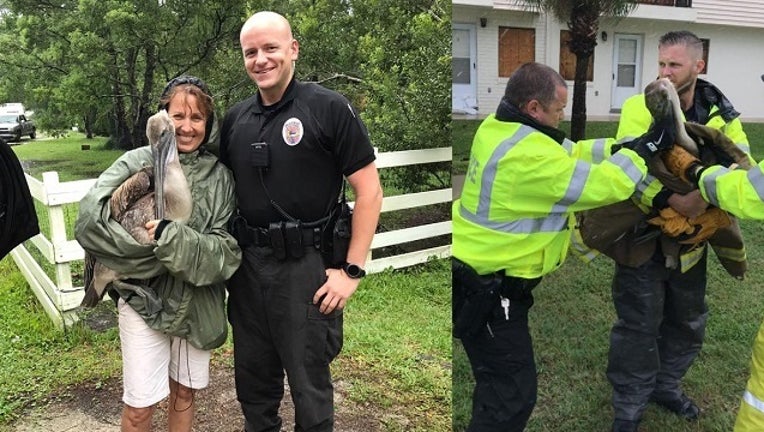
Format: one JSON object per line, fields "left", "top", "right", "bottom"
{"left": 644, "top": 77, "right": 751, "bottom": 172}
{"left": 643, "top": 77, "right": 698, "bottom": 156}
{"left": 80, "top": 110, "right": 192, "bottom": 307}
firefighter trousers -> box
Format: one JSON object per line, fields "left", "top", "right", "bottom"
{"left": 607, "top": 249, "right": 708, "bottom": 421}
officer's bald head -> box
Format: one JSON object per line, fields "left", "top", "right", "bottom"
{"left": 240, "top": 11, "right": 294, "bottom": 42}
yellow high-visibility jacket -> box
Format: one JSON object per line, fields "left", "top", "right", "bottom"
{"left": 698, "top": 162, "right": 764, "bottom": 220}
{"left": 709, "top": 161, "right": 764, "bottom": 432}
{"left": 452, "top": 115, "right": 647, "bottom": 277}
{"left": 735, "top": 319, "right": 764, "bottom": 431}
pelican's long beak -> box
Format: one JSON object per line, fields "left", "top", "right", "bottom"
{"left": 153, "top": 128, "right": 177, "bottom": 220}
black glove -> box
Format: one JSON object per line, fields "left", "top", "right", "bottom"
{"left": 623, "top": 114, "right": 677, "bottom": 161}
{"left": 685, "top": 162, "right": 708, "bottom": 184}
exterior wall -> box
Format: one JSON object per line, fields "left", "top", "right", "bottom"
{"left": 454, "top": 1, "right": 764, "bottom": 122}
{"left": 596, "top": 16, "right": 764, "bottom": 122}
{"left": 453, "top": 5, "right": 543, "bottom": 115}
{"left": 694, "top": 0, "right": 764, "bottom": 28}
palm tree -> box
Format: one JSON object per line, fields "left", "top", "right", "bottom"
{"left": 523, "top": 0, "right": 638, "bottom": 140}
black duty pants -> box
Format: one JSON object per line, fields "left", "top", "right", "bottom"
{"left": 228, "top": 246, "right": 343, "bottom": 432}
{"left": 607, "top": 248, "right": 708, "bottom": 421}
{"left": 454, "top": 260, "right": 539, "bottom": 432}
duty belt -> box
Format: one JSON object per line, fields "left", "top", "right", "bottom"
{"left": 228, "top": 213, "right": 329, "bottom": 260}
{"left": 241, "top": 224, "right": 321, "bottom": 248}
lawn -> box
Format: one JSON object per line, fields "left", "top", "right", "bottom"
{"left": 452, "top": 119, "right": 764, "bottom": 431}
{"left": 2, "top": 134, "right": 451, "bottom": 431}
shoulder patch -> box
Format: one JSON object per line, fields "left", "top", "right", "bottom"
{"left": 282, "top": 117, "right": 304, "bottom": 146}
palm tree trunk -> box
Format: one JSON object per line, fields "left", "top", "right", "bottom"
{"left": 570, "top": 52, "right": 591, "bottom": 141}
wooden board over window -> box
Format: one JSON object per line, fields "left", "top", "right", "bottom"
{"left": 700, "top": 38, "right": 709, "bottom": 74}
{"left": 499, "top": 27, "right": 535, "bottom": 78}
{"left": 559, "top": 30, "right": 593, "bottom": 81}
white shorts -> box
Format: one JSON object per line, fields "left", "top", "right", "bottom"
{"left": 118, "top": 299, "right": 211, "bottom": 408}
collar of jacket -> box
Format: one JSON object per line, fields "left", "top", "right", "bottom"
{"left": 695, "top": 78, "right": 740, "bottom": 123}
{"left": 495, "top": 98, "right": 567, "bottom": 144}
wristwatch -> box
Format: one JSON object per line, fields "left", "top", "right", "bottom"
{"left": 342, "top": 262, "right": 366, "bottom": 279}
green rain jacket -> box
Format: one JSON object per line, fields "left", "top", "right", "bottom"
{"left": 75, "top": 140, "right": 241, "bottom": 351}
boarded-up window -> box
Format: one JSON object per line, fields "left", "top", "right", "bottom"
{"left": 498, "top": 27, "right": 535, "bottom": 77}
{"left": 700, "top": 38, "right": 709, "bottom": 74}
{"left": 559, "top": 30, "right": 593, "bottom": 81}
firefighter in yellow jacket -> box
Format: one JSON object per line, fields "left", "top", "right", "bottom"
{"left": 452, "top": 62, "right": 676, "bottom": 432}
{"left": 605, "top": 31, "right": 750, "bottom": 432}
{"left": 670, "top": 152, "right": 764, "bottom": 432}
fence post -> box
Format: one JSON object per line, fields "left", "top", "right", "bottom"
{"left": 42, "top": 172, "right": 75, "bottom": 309}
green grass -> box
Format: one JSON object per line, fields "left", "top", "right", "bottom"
{"left": 11, "top": 133, "right": 119, "bottom": 181}
{"left": 454, "top": 221, "right": 764, "bottom": 431}
{"left": 2, "top": 136, "right": 451, "bottom": 431}
{"left": 453, "top": 119, "right": 764, "bottom": 431}
{"left": 0, "top": 255, "right": 123, "bottom": 422}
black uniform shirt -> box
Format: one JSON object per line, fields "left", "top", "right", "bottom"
{"left": 220, "top": 79, "right": 375, "bottom": 227}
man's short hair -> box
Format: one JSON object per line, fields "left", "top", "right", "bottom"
{"left": 504, "top": 62, "right": 566, "bottom": 109}
{"left": 659, "top": 30, "right": 703, "bottom": 59}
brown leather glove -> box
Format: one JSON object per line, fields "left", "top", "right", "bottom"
{"left": 678, "top": 207, "right": 731, "bottom": 245}
{"left": 647, "top": 207, "right": 694, "bottom": 237}
{"left": 661, "top": 145, "right": 700, "bottom": 184}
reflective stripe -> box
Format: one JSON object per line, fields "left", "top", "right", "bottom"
{"left": 636, "top": 173, "right": 656, "bottom": 195}
{"left": 459, "top": 203, "right": 569, "bottom": 234}
{"left": 552, "top": 161, "right": 589, "bottom": 213}
{"left": 680, "top": 245, "right": 705, "bottom": 273}
{"left": 477, "top": 126, "right": 534, "bottom": 215}
{"left": 744, "top": 389, "right": 764, "bottom": 414}
{"left": 570, "top": 228, "right": 599, "bottom": 263}
{"left": 609, "top": 151, "right": 645, "bottom": 185}
{"left": 561, "top": 138, "right": 574, "bottom": 154}
{"left": 701, "top": 166, "right": 730, "bottom": 207}
{"left": 714, "top": 244, "right": 747, "bottom": 262}
{"left": 748, "top": 167, "right": 764, "bottom": 202}
{"left": 590, "top": 138, "right": 607, "bottom": 163}
{"left": 737, "top": 142, "right": 751, "bottom": 154}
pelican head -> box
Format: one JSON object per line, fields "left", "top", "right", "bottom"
{"left": 644, "top": 78, "right": 676, "bottom": 123}
{"left": 146, "top": 110, "right": 177, "bottom": 220}
{"left": 644, "top": 77, "right": 698, "bottom": 156}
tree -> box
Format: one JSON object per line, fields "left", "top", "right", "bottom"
{"left": 1, "top": 0, "right": 245, "bottom": 149}
{"left": 0, "top": 0, "right": 450, "bottom": 174}
{"left": 522, "top": 0, "right": 637, "bottom": 140}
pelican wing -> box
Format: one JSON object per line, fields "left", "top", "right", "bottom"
{"left": 109, "top": 167, "right": 154, "bottom": 222}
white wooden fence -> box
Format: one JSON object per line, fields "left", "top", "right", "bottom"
{"left": 11, "top": 147, "right": 453, "bottom": 328}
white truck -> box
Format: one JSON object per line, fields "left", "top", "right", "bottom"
{"left": 0, "top": 104, "right": 36, "bottom": 142}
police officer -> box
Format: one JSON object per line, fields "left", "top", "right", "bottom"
{"left": 452, "top": 62, "right": 676, "bottom": 432}
{"left": 220, "top": 11, "right": 383, "bottom": 432}
{"left": 606, "top": 31, "right": 751, "bottom": 432}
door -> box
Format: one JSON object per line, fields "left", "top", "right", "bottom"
{"left": 611, "top": 34, "right": 643, "bottom": 111}
{"left": 452, "top": 24, "right": 477, "bottom": 114}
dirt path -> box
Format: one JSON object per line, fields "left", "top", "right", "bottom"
{"left": 7, "top": 361, "right": 383, "bottom": 432}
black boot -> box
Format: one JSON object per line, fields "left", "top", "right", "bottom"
{"left": 651, "top": 393, "right": 700, "bottom": 420}
{"left": 612, "top": 419, "right": 639, "bottom": 432}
